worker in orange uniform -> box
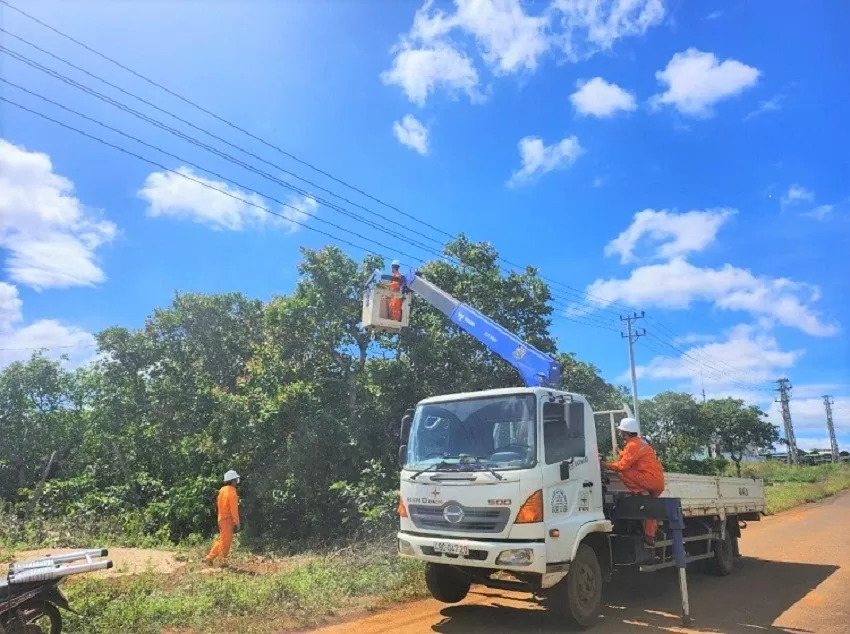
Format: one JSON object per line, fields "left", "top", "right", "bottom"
{"left": 389, "top": 260, "right": 403, "bottom": 321}
{"left": 602, "top": 418, "right": 665, "bottom": 545}
{"left": 205, "top": 470, "right": 241, "bottom": 565}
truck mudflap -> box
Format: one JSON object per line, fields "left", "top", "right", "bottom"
{"left": 398, "top": 532, "right": 548, "bottom": 575}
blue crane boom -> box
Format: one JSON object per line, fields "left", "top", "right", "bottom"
{"left": 368, "top": 269, "right": 561, "bottom": 388}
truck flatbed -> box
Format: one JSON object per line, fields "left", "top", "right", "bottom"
{"left": 606, "top": 472, "right": 766, "bottom": 518}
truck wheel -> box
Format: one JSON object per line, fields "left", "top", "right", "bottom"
{"left": 425, "top": 563, "right": 471, "bottom": 603}
{"left": 705, "top": 530, "right": 735, "bottom": 576}
{"left": 556, "top": 544, "right": 603, "bottom": 629}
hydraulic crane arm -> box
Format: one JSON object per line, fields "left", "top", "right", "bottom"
{"left": 367, "top": 269, "right": 560, "bottom": 388}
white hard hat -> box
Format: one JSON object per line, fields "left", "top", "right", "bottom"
{"left": 224, "top": 470, "right": 241, "bottom": 483}
{"left": 617, "top": 418, "right": 640, "bottom": 434}
{"left": 391, "top": 260, "right": 401, "bottom": 267}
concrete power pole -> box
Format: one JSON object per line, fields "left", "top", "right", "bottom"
{"left": 823, "top": 395, "right": 839, "bottom": 463}
{"left": 621, "top": 312, "right": 646, "bottom": 433}
{"left": 776, "top": 378, "right": 798, "bottom": 465}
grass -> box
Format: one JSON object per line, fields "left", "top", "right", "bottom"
{"left": 738, "top": 461, "right": 850, "bottom": 514}
{"left": 59, "top": 544, "right": 426, "bottom": 634}
{"left": 7, "top": 463, "right": 850, "bottom": 633}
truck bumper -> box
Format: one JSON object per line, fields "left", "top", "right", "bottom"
{"left": 397, "top": 532, "right": 548, "bottom": 575}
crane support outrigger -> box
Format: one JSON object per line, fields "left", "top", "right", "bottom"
{"left": 363, "top": 266, "right": 765, "bottom": 628}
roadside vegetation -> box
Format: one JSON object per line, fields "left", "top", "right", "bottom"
{"left": 745, "top": 461, "right": 850, "bottom": 514}
{"left": 1, "top": 237, "right": 847, "bottom": 632}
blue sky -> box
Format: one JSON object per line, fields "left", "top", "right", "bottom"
{"left": 1, "top": 0, "right": 848, "bottom": 449}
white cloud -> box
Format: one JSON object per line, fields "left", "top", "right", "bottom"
{"left": 138, "top": 167, "right": 316, "bottom": 233}
{"left": 381, "top": 41, "right": 481, "bottom": 106}
{"left": 0, "top": 138, "right": 116, "bottom": 290}
{"left": 570, "top": 77, "right": 637, "bottom": 117}
{"left": 780, "top": 183, "right": 814, "bottom": 210}
{"left": 0, "top": 282, "right": 96, "bottom": 368}
{"left": 393, "top": 115, "right": 430, "bottom": 155}
{"left": 636, "top": 324, "right": 803, "bottom": 389}
{"left": 452, "top": 0, "right": 550, "bottom": 74}
{"left": 593, "top": 176, "right": 604, "bottom": 188}
{"left": 744, "top": 95, "right": 783, "bottom": 121}
{"left": 705, "top": 10, "right": 723, "bottom": 20}
{"left": 802, "top": 204, "right": 834, "bottom": 221}
{"left": 651, "top": 48, "right": 760, "bottom": 117}
{"left": 584, "top": 258, "right": 837, "bottom": 337}
{"left": 382, "top": 0, "right": 546, "bottom": 106}
{"left": 604, "top": 208, "right": 735, "bottom": 263}
{"left": 383, "top": 0, "right": 666, "bottom": 105}
{"left": 508, "top": 135, "right": 583, "bottom": 186}
{"left": 552, "top": 0, "right": 665, "bottom": 61}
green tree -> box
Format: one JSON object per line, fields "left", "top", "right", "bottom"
{"left": 702, "top": 398, "right": 779, "bottom": 476}
{"left": 638, "top": 391, "right": 712, "bottom": 466}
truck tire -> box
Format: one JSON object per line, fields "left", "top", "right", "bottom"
{"left": 705, "top": 529, "right": 736, "bottom": 576}
{"left": 556, "top": 544, "right": 603, "bottom": 629}
{"left": 425, "top": 563, "right": 471, "bottom": 603}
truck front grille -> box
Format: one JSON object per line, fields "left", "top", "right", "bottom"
{"left": 408, "top": 503, "right": 510, "bottom": 534}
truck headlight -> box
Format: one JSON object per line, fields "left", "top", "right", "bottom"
{"left": 496, "top": 548, "right": 533, "bottom": 566}
{"left": 398, "top": 539, "right": 415, "bottom": 556}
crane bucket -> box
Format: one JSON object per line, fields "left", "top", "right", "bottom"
{"left": 362, "top": 286, "right": 410, "bottom": 331}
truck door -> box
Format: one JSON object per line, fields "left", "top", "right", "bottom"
{"left": 540, "top": 399, "right": 601, "bottom": 564}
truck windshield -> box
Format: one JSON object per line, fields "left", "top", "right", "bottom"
{"left": 406, "top": 394, "right": 536, "bottom": 471}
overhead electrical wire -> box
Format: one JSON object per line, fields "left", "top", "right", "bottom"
{"left": 2, "top": 95, "right": 622, "bottom": 342}
{"left": 0, "top": 5, "right": 777, "bottom": 382}
{"left": 639, "top": 337, "right": 772, "bottom": 396}
{"left": 0, "top": 68, "right": 619, "bottom": 334}
{"left": 0, "top": 36, "right": 622, "bottom": 321}
{"left": 644, "top": 332, "right": 774, "bottom": 393}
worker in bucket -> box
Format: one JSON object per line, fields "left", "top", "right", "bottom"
{"left": 205, "top": 470, "right": 241, "bottom": 565}
{"left": 601, "top": 418, "right": 665, "bottom": 545}
{"left": 389, "top": 260, "right": 403, "bottom": 321}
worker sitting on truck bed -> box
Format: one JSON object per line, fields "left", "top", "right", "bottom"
{"left": 602, "top": 418, "right": 665, "bottom": 545}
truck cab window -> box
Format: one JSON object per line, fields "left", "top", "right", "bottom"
{"left": 543, "top": 401, "right": 586, "bottom": 464}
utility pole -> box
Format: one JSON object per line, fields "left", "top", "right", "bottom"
{"left": 823, "top": 395, "right": 839, "bottom": 463}
{"left": 621, "top": 311, "right": 646, "bottom": 433}
{"left": 775, "top": 378, "right": 798, "bottom": 465}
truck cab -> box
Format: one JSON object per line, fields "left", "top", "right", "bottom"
{"left": 398, "top": 387, "right": 611, "bottom": 622}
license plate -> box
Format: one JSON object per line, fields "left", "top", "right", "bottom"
{"left": 433, "top": 541, "right": 470, "bottom": 556}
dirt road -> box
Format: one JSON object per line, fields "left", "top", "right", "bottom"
{"left": 312, "top": 490, "right": 850, "bottom": 633}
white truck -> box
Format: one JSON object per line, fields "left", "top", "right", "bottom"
{"left": 363, "top": 268, "right": 767, "bottom": 628}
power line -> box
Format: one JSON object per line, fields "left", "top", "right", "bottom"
{"left": 1, "top": 95, "right": 423, "bottom": 268}
{"left": 0, "top": 82, "right": 622, "bottom": 338}
{"left": 0, "top": 343, "right": 96, "bottom": 352}
{"left": 0, "top": 17, "right": 635, "bottom": 316}
{"left": 643, "top": 332, "right": 774, "bottom": 393}
{"left": 637, "top": 337, "right": 774, "bottom": 397}
{"left": 2, "top": 96, "right": 626, "bottom": 345}
{"left": 0, "top": 0, "right": 457, "bottom": 243}
{"left": 0, "top": 5, "right": 791, "bottom": 385}
{"left": 0, "top": 40, "right": 624, "bottom": 321}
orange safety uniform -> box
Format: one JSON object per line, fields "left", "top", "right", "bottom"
{"left": 389, "top": 271, "right": 403, "bottom": 321}
{"left": 205, "top": 484, "right": 240, "bottom": 562}
{"left": 605, "top": 436, "right": 665, "bottom": 539}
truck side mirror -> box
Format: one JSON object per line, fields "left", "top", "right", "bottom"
{"left": 400, "top": 411, "right": 413, "bottom": 446}
{"left": 399, "top": 444, "right": 408, "bottom": 465}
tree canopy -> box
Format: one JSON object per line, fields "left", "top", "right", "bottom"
{"left": 0, "top": 238, "right": 780, "bottom": 545}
